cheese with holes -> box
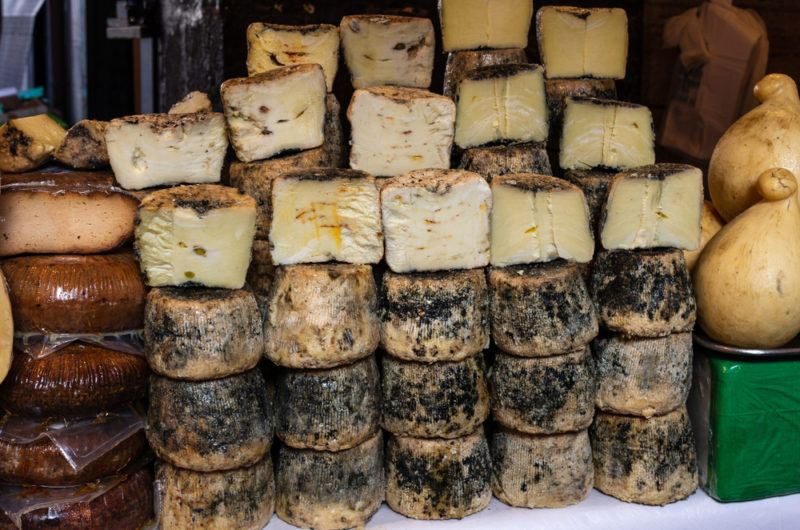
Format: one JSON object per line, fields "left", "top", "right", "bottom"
{"left": 546, "top": 78, "right": 616, "bottom": 147}
{"left": 221, "top": 64, "right": 326, "bottom": 162}
{"left": 439, "top": 0, "right": 533, "bottom": 52}
{"left": 0, "top": 114, "right": 66, "bottom": 172}
{"left": 168, "top": 91, "right": 212, "bottom": 114}
{"left": 348, "top": 86, "right": 455, "bottom": 176}
{"left": 443, "top": 48, "right": 527, "bottom": 99}
{"left": 560, "top": 97, "right": 654, "bottom": 170}
{"left": 458, "top": 142, "right": 551, "bottom": 181}
{"left": 135, "top": 185, "right": 256, "bottom": 289}
{"left": 561, "top": 168, "right": 616, "bottom": 230}
{"left": 381, "top": 169, "right": 491, "bottom": 272}
{"left": 455, "top": 64, "right": 548, "bottom": 148}
{"left": 536, "top": 7, "right": 628, "bottom": 79}
{"left": 601, "top": 164, "right": 704, "bottom": 251}
{"left": 54, "top": 119, "right": 109, "bottom": 169}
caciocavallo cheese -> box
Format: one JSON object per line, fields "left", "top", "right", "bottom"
{"left": 54, "top": 119, "right": 109, "bottom": 169}
{"left": 0, "top": 114, "right": 66, "bottom": 173}
{"left": 443, "top": 48, "right": 527, "bottom": 100}
{"left": 439, "top": 0, "right": 533, "bottom": 52}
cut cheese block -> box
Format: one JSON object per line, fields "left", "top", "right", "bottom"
{"left": 381, "top": 169, "right": 491, "bottom": 272}
{"left": 491, "top": 427, "right": 593, "bottom": 508}
{"left": 0, "top": 168, "right": 138, "bottom": 257}
{"left": 443, "top": 48, "right": 528, "bottom": 100}
{"left": 457, "top": 142, "right": 552, "bottom": 182}
{"left": 247, "top": 23, "right": 339, "bottom": 91}
{"left": 455, "top": 64, "right": 548, "bottom": 149}
{"left": 348, "top": 86, "right": 455, "bottom": 177}
{"left": 490, "top": 348, "right": 595, "bottom": 434}
{"left": 221, "top": 64, "right": 326, "bottom": 162}
{"left": 489, "top": 262, "right": 598, "bottom": 356}
{"left": 439, "top": 0, "right": 533, "bottom": 52}
{"left": 275, "top": 432, "right": 384, "bottom": 530}
{"left": 340, "top": 15, "right": 434, "bottom": 89}
{"left": 246, "top": 240, "right": 274, "bottom": 312}
{"left": 147, "top": 369, "right": 274, "bottom": 472}
{"left": 0, "top": 272, "right": 11, "bottom": 385}
{"left": 490, "top": 173, "right": 594, "bottom": 266}
{"left": 536, "top": 7, "right": 628, "bottom": 79}
{"left": 144, "top": 287, "right": 262, "bottom": 380}
{"left": 386, "top": 430, "right": 491, "bottom": 520}
{"left": 592, "top": 407, "right": 698, "bottom": 505}
{"left": 1, "top": 253, "right": 145, "bottom": 334}
{"left": 684, "top": 201, "right": 725, "bottom": 271}
{"left": 600, "top": 164, "right": 704, "bottom": 251}
{"left": 156, "top": 456, "right": 274, "bottom": 530}
{"left": 0, "top": 114, "right": 66, "bottom": 172}
{"left": 380, "top": 269, "right": 489, "bottom": 362}
{"left": 106, "top": 112, "right": 227, "bottom": 189}
{"left": 264, "top": 264, "right": 379, "bottom": 369}
{"left": 54, "top": 119, "right": 110, "bottom": 169}
{"left": 135, "top": 184, "right": 256, "bottom": 289}
{"left": 560, "top": 97, "right": 655, "bottom": 170}
{"left": 168, "top": 90, "right": 213, "bottom": 114}
{"left": 590, "top": 248, "right": 696, "bottom": 337}
{"left": 545, "top": 78, "right": 616, "bottom": 148}
{"left": 594, "top": 332, "right": 693, "bottom": 418}
{"left": 561, "top": 168, "right": 616, "bottom": 230}
{"left": 381, "top": 353, "right": 489, "bottom": 438}
{"left": 276, "top": 356, "right": 380, "bottom": 451}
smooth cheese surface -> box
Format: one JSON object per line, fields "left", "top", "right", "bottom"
{"left": 439, "top": 0, "right": 533, "bottom": 51}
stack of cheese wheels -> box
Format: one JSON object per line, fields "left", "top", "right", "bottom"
{"left": 487, "top": 173, "right": 598, "bottom": 509}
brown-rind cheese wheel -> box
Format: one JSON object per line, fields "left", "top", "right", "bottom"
{"left": 457, "top": 142, "right": 552, "bottom": 182}
{"left": 561, "top": 168, "right": 617, "bottom": 232}
{"left": 247, "top": 239, "right": 274, "bottom": 313}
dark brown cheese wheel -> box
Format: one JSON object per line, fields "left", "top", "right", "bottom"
{"left": 380, "top": 269, "right": 489, "bottom": 363}
{"left": 545, "top": 78, "right": 616, "bottom": 148}
{"left": 156, "top": 455, "right": 275, "bottom": 530}
{"left": 276, "top": 356, "right": 380, "bottom": 451}
{"left": 490, "top": 348, "right": 595, "bottom": 434}
{"left": 275, "top": 432, "right": 384, "bottom": 530}
{"left": 0, "top": 343, "right": 148, "bottom": 416}
{"left": 386, "top": 430, "right": 491, "bottom": 520}
{"left": 457, "top": 142, "right": 552, "bottom": 182}
{"left": 145, "top": 287, "right": 262, "bottom": 380}
{"left": 491, "top": 427, "right": 593, "bottom": 508}
{"left": 147, "top": 368, "right": 274, "bottom": 472}
{"left": 1, "top": 253, "right": 145, "bottom": 334}
{"left": 381, "top": 353, "right": 489, "bottom": 439}
{"left": 489, "top": 262, "right": 598, "bottom": 357}
{"left": 592, "top": 407, "right": 699, "bottom": 505}
{"left": 590, "top": 249, "right": 696, "bottom": 337}
{"left": 562, "top": 168, "right": 616, "bottom": 232}
{"left": 443, "top": 48, "right": 528, "bottom": 99}
{"left": 594, "top": 332, "right": 693, "bottom": 418}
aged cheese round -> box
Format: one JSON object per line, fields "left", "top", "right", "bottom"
{"left": 1, "top": 253, "right": 145, "bottom": 334}
{"left": 545, "top": 78, "right": 616, "bottom": 148}
{"left": 490, "top": 348, "right": 595, "bottom": 434}
{"left": 156, "top": 456, "right": 274, "bottom": 530}
{"left": 0, "top": 271, "right": 14, "bottom": 385}
{"left": 457, "top": 142, "right": 553, "bottom": 181}
{"left": 380, "top": 269, "right": 489, "bottom": 362}
{"left": 562, "top": 168, "right": 616, "bottom": 231}
{"left": 145, "top": 287, "right": 262, "bottom": 380}
{"left": 381, "top": 353, "right": 489, "bottom": 438}
{"left": 275, "top": 432, "right": 384, "bottom": 530}
{"left": 489, "top": 262, "right": 598, "bottom": 356}
{"left": 276, "top": 356, "right": 380, "bottom": 451}
{"left": 591, "top": 249, "right": 696, "bottom": 337}
{"left": 264, "top": 264, "right": 380, "bottom": 369}
{"left": 147, "top": 368, "right": 274, "bottom": 472}
{"left": 592, "top": 407, "right": 699, "bottom": 505}
{"left": 443, "top": 48, "right": 528, "bottom": 99}
{"left": 594, "top": 332, "right": 692, "bottom": 418}
{"left": 491, "top": 427, "right": 593, "bottom": 508}
{"left": 386, "top": 430, "right": 491, "bottom": 520}
{"left": 247, "top": 239, "right": 274, "bottom": 312}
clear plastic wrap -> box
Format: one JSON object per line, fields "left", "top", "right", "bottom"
{"left": 13, "top": 330, "right": 144, "bottom": 359}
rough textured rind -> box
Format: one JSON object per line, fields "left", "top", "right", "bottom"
{"left": 443, "top": 49, "right": 528, "bottom": 100}
{"left": 561, "top": 168, "right": 616, "bottom": 231}
{"left": 246, "top": 239, "right": 274, "bottom": 313}
{"left": 590, "top": 249, "right": 696, "bottom": 337}
{"left": 276, "top": 356, "right": 380, "bottom": 451}
{"left": 491, "top": 427, "right": 593, "bottom": 508}
{"left": 0, "top": 115, "right": 66, "bottom": 173}
{"left": 545, "top": 78, "right": 616, "bottom": 148}
{"left": 54, "top": 119, "right": 110, "bottom": 169}
{"left": 147, "top": 369, "right": 274, "bottom": 472}
{"left": 591, "top": 407, "right": 699, "bottom": 505}
{"left": 275, "top": 432, "right": 384, "bottom": 530}
{"left": 457, "top": 142, "right": 552, "bottom": 181}
{"left": 264, "top": 264, "right": 379, "bottom": 369}
{"left": 168, "top": 91, "right": 213, "bottom": 114}
{"left": 380, "top": 270, "right": 489, "bottom": 362}
{"left": 489, "top": 262, "right": 598, "bottom": 356}
{"left": 381, "top": 354, "right": 489, "bottom": 438}
{"left": 386, "top": 430, "right": 492, "bottom": 520}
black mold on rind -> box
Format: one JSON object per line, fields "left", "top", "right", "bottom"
{"left": 278, "top": 167, "right": 370, "bottom": 182}
{"left": 611, "top": 163, "right": 698, "bottom": 181}
{"left": 364, "top": 85, "right": 448, "bottom": 105}
{"left": 493, "top": 172, "right": 576, "bottom": 193}
{"left": 458, "top": 142, "right": 553, "bottom": 180}
{"left": 562, "top": 169, "right": 616, "bottom": 230}
{"left": 140, "top": 184, "right": 251, "bottom": 216}
{"left": 567, "top": 96, "right": 646, "bottom": 110}
{"left": 545, "top": 78, "right": 616, "bottom": 148}
{"left": 462, "top": 63, "right": 543, "bottom": 83}
{"left": 222, "top": 64, "right": 321, "bottom": 90}
{"left": 253, "top": 22, "right": 336, "bottom": 35}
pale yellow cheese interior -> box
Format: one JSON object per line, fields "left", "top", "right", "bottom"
{"left": 440, "top": 0, "right": 533, "bottom": 52}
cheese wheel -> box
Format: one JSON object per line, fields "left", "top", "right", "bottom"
{"left": 561, "top": 168, "right": 616, "bottom": 231}
{"left": 457, "top": 142, "right": 552, "bottom": 182}
{"left": 247, "top": 239, "right": 274, "bottom": 312}
{"left": 594, "top": 332, "right": 692, "bottom": 418}
{"left": 386, "top": 430, "right": 491, "bottom": 520}
{"left": 147, "top": 369, "right": 274, "bottom": 472}
{"left": 489, "top": 262, "right": 598, "bottom": 356}
{"left": 490, "top": 348, "right": 595, "bottom": 434}
{"left": 264, "top": 264, "right": 380, "bottom": 369}
{"left": 145, "top": 287, "right": 262, "bottom": 380}
{"left": 276, "top": 356, "right": 380, "bottom": 451}
{"left": 443, "top": 48, "right": 528, "bottom": 99}
{"left": 545, "top": 78, "right": 616, "bottom": 148}
{"left": 491, "top": 427, "right": 593, "bottom": 508}
{"left": 0, "top": 271, "right": 11, "bottom": 384}
{"left": 1, "top": 253, "right": 145, "bottom": 334}
{"left": 381, "top": 353, "right": 489, "bottom": 438}
{"left": 380, "top": 269, "right": 489, "bottom": 362}
{"left": 156, "top": 456, "right": 274, "bottom": 530}
{"left": 591, "top": 249, "right": 696, "bottom": 337}
{"left": 592, "top": 407, "right": 698, "bottom": 505}
{"left": 275, "top": 432, "right": 384, "bottom": 530}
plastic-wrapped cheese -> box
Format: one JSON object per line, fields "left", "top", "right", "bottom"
{"left": 457, "top": 142, "right": 552, "bottom": 181}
